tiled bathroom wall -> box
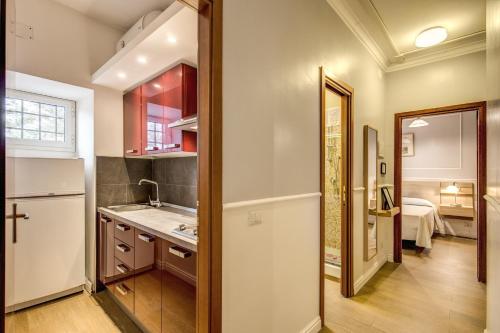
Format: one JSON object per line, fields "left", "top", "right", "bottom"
{"left": 96, "top": 157, "right": 152, "bottom": 207}
{"left": 325, "top": 107, "right": 342, "bottom": 259}
{"left": 152, "top": 157, "right": 197, "bottom": 208}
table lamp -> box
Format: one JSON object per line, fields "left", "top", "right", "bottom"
{"left": 446, "top": 182, "right": 461, "bottom": 207}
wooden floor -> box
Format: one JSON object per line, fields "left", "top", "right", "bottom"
{"left": 6, "top": 292, "right": 120, "bottom": 333}
{"left": 5, "top": 237, "right": 485, "bottom": 333}
{"left": 323, "top": 236, "right": 486, "bottom": 333}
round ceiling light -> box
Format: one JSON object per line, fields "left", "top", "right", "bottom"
{"left": 167, "top": 35, "right": 177, "bottom": 44}
{"left": 415, "top": 27, "right": 448, "bottom": 48}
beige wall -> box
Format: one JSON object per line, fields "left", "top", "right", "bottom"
{"left": 222, "top": 0, "right": 387, "bottom": 331}
{"left": 10, "top": 0, "right": 123, "bottom": 287}
{"left": 486, "top": 0, "right": 500, "bottom": 331}
{"left": 12, "top": 0, "right": 124, "bottom": 157}
{"left": 382, "top": 51, "right": 486, "bottom": 263}
{"left": 383, "top": 51, "right": 486, "bottom": 183}
{"left": 223, "top": 0, "right": 386, "bottom": 203}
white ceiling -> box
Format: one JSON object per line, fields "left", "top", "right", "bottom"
{"left": 370, "top": 0, "right": 486, "bottom": 54}
{"left": 327, "top": 0, "right": 486, "bottom": 71}
{"left": 92, "top": 3, "right": 197, "bottom": 91}
{"left": 50, "top": 0, "right": 176, "bottom": 31}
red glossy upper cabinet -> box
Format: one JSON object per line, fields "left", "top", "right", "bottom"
{"left": 123, "top": 86, "right": 142, "bottom": 156}
{"left": 163, "top": 63, "right": 197, "bottom": 153}
{"left": 141, "top": 75, "right": 166, "bottom": 155}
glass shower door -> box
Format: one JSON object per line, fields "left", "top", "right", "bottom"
{"left": 324, "top": 89, "right": 343, "bottom": 274}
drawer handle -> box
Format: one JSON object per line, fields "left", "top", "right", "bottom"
{"left": 145, "top": 146, "right": 160, "bottom": 151}
{"left": 164, "top": 143, "right": 180, "bottom": 149}
{"left": 138, "top": 233, "right": 154, "bottom": 243}
{"left": 125, "top": 149, "right": 138, "bottom": 154}
{"left": 169, "top": 246, "right": 192, "bottom": 259}
{"left": 116, "top": 264, "right": 129, "bottom": 274}
{"left": 116, "top": 224, "right": 130, "bottom": 232}
{"left": 116, "top": 283, "right": 129, "bottom": 296}
{"left": 116, "top": 244, "right": 130, "bottom": 253}
{"left": 100, "top": 216, "right": 112, "bottom": 223}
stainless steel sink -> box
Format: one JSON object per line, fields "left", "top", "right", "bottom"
{"left": 107, "top": 204, "right": 153, "bottom": 212}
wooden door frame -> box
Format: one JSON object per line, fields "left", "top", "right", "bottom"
{"left": 0, "top": 0, "right": 224, "bottom": 331}
{"left": 1, "top": 0, "right": 6, "bottom": 330}
{"left": 187, "top": 0, "right": 223, "bottom": 332}
{"left": 319, "top": 67, "right": 354, "bottom": 326}
{"left": 393, "top": 101, "right": 487, "bottom": 283}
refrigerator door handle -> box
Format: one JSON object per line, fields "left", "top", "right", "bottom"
{"left": 6, "top": 203, "right": 30, "bottom": 243}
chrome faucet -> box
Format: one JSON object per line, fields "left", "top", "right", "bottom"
{"left": 139, "top": 179, "right": 161, "bottom": 207}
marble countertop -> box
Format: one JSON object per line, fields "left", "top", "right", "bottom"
{"left": 98, "top": 205, "right": 197, "bottom": 252}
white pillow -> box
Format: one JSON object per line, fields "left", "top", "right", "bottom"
{"left": 402, "top": 197, "right": 434, "bottom": 207}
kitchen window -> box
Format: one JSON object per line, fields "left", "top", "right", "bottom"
{"left": 147, "top": 121, "right": 163, "bottom": 149}
{"left": 5, "top": 89, "right": 76, "bottom": 154}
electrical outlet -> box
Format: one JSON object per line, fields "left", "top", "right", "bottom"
{"left": 248, "top": 211, "right": 262, "bottom": 226}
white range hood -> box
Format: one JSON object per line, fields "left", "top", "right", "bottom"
{"left": 167, "top": 116, "right": 197, "bottom": 132}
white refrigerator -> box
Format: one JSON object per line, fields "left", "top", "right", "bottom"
{"left": 5, "top": 157, "right": 86, "bottom": 311}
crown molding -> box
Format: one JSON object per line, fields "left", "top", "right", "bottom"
{"left": 387, "top": 32, "right": 486, "bottom": 72}
{"left": 325, "top": 0, "right": 389, "bottom": 70}
{"left": 326, "top": 0, "right": 486, "bottom": 73}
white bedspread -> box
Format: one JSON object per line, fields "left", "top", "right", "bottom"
{"left": 402, "top": 204, "right": 435, "bottom": 249}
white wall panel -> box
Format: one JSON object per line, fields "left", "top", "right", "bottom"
{"left": 222, "top": 195, "right": 320, "bottom": 333}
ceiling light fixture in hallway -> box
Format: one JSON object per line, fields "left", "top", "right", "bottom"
{"left": 415, "top": 26, "right": 448, "bottom": 48}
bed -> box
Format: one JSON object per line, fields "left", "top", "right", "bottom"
{"left": 402, "top": 197, "right": 444, "bottom": 249}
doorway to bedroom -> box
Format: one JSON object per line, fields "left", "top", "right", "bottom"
{"left": 394, "top": 102, "right": 487, "bottom": 283}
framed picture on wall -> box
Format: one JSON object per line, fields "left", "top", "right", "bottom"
{"left": 402, "top": 133, "right": 414, "bottom": 157}
{"left": 381, "top": 187, "right": 394, "bottom": 210}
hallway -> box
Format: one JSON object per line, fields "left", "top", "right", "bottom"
{"left": 323, "top": 237, "right": 486, "bottom": 333}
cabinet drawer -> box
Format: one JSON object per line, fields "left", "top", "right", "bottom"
{"left": 114, "top": 221, "right": 135, "bottom": 246}
{"left": 135, "top": 230, "right": 155, "bottom": 269}
{"left": 99, "top": 214, "right": 115, "bottom": 281}
{"left": 439, "top": 205, "right": 474, "bottom": 218}
{"left": 114, "top": 258, "right": 135, "bottom": 292}
{"left": 114, "top": 282, "right": 134, "bottom": 313}
{"left": 115, "top": 239, "right": 135, "bottom": 269}
{"left": 163, "top": 240, "right": 196, "bottom": 279}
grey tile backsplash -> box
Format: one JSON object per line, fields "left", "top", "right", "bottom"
{"left": 152, "top": 157, "right": 197, "bottom": 208}
{"left": 96, "top": 156, "right": 197, "bottom": 209}
{"left": 96, "top": 157, "right": 152, "bottom": 207}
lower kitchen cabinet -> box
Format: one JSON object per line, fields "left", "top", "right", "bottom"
{"left": 162, "top": 271, "right": 196, "bottom": 333}
{"left": 114, "top": 280, "right": 135, "bottom": 313}
{"left": 98, "top": 213, "right": 196, "bottom": 332}
{"left": 134, "top": 231, "right": 162, "bottom": 333}
{"left": 162, "top": 240, "right": 196, "bottom": 333}
{"left": 114, "top": 257, "right": 135, "bottom": 313}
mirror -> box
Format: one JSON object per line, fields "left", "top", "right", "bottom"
{"left": 364, "top": 125, "right": 378, "bottom": 261}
